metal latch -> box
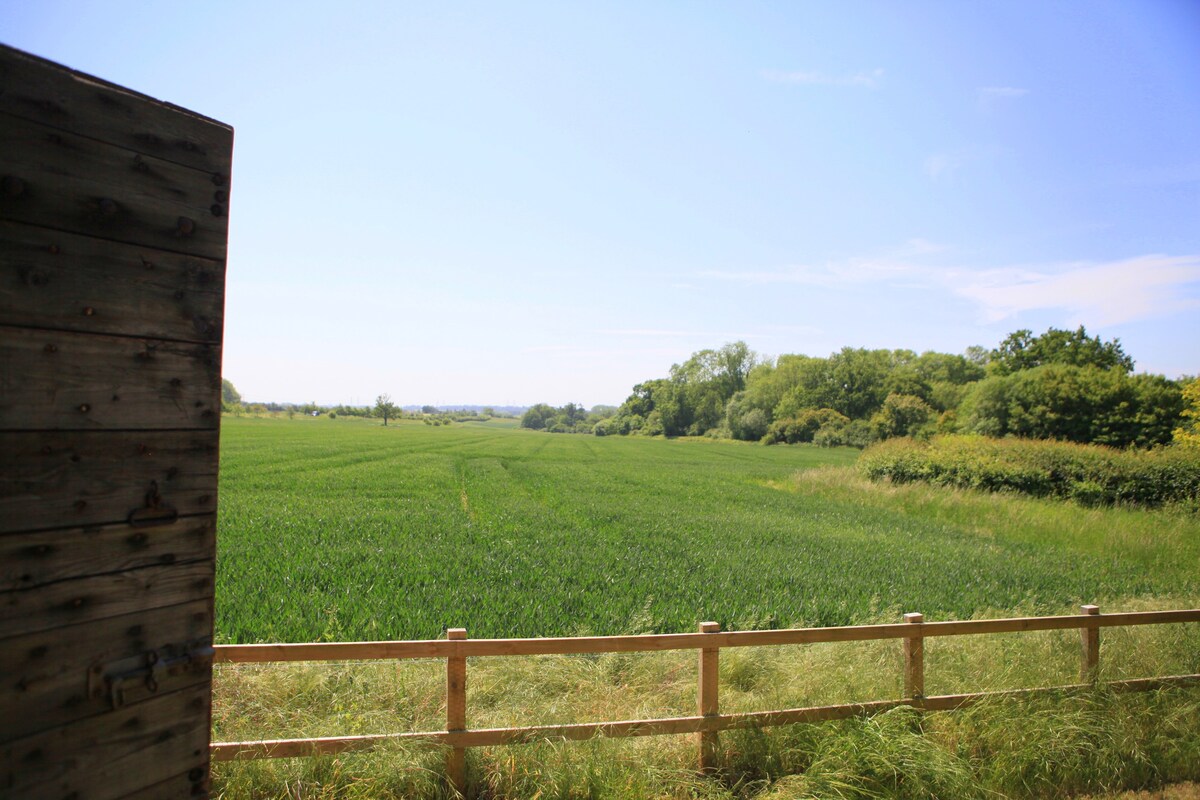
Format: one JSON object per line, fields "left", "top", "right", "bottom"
{"left": 88, "top": 640, "right": 215, "bottom": 709}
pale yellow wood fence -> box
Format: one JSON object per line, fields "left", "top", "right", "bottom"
{"left": 212, "top": 607, "right": 1200, "bottom": 796}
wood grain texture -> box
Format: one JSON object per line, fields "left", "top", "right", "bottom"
{"left": 445, "top": 628, "right": 468, "bottom": 796}
{"left": 697, "top": 621, "right": 720, "bottom": 772}
{"left": 0, "top": 220, "right": 224, "bottom": 343}
{"left": 0, "top": 45, "right": 232, "bottom": 174}
{"left": 0, "top": 44, "right": 226, "bottom": 800}
{"left": 0, "top": 430, "right": 219, "bottom": 534}
{"left": 0, "top": 599, "right": 212, "bottom": 741}
{"left": 0, "top": 325, "right": 220, "bottom": 431}
{"left": 0, "top": 112, "right": 228, "bottom": 259}
{"left": 0, "top": 559, "right": 213, "bottom": 640}
{"left": 2, "top": 684, "right": 211, "bottom": 800}
{"left": 114, "top": 769, "right": 211, "bottom": 800}
{"left": 0, "top": 517, "right": 215, "bottom": 592}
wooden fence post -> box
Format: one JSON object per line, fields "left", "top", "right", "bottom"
{"left": 1080, "top": 605, "right": 1100, "bottom": 683}
{"left": 903, "top": 613, "right": 925, "bottom": 701}
{"left": 446, "top": 627, "right": 468, "bottom": 797}
{"left": 698, "top": 621, "right": 721, "bottom": 773}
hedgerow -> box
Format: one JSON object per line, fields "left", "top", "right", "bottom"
{"left": 857, "top": 435, "right": 1200, "bottom": 508}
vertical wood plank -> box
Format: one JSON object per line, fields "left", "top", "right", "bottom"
{"left": 697, "top": 620, "right": 720, "bottom": 773}
{"left": 446, "top": 627, "right": 467, "bottom": 798}
{"left": 1080, "top": 604, "right": 1101, "bottom": 683}
{"left": 903, "top": 612, "right": 925, "bottom": 700}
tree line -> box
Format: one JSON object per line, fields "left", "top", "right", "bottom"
{"left": 522, "top": 328, "right": 1197, "bottom": 449}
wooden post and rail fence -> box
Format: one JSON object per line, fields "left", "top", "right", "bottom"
{"left": 212, "top": 607, "right": 1200, "bottom": 796}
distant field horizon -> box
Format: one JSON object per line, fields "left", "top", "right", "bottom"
{"left": 216, "top": 416, "right": 1199, "bottom": 644}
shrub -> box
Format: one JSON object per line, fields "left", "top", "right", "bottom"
{"left": 858, "top": 435, "right": 1200, "bottom": 508}
{"left": 764, "top": 408, "right": 849, "bottom": 445}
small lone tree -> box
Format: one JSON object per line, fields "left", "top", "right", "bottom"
{"left": 375, "top": 393, "right": 398, "bottom": 426}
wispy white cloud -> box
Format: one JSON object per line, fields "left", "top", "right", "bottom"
{"left": 596, "top": 328, "right": 703, "bottom": 337}
{"left": 978, "top": 86, "right": 1028, "bottom": 99}
{"left": 702, "top": 258, "right": 923, "bottom": 288}
{"left": 924, "top": 145, "right": 1005, "bottom": 180}
{"left": 977, "top": 85, "right": 1029, "bottom": 112}
{"left": 762, "top": 68, "right": 884, "bottom": 89}
{"left": 899, "top": 238, "right": 951, "bottom": 256}
{"left": 952, "top": 255, "right": 1200, "bottom": 326}
{"left": 700, "top": 247, "right": 1200, "bottom": 328}
{"left": 924, "top": 152, "right": 966, "bottom": 179}
{"left": 597, "top": 328, "right": 761, "bottom": 340}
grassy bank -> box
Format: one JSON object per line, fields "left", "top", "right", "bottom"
{"left": 212, "top": 603, "right": 1200, "bottom": 798}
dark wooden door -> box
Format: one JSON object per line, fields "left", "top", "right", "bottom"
{"left": 0, "top": 45, "right": 232, "bottom": 800}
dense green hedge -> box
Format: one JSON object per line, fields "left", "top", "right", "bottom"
{"left": 858, "top": 435, "right": 1200, "bottom": 508}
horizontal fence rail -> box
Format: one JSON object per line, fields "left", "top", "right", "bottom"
{"left": 212, "top": 607, "right": 1200, "bottom": 795}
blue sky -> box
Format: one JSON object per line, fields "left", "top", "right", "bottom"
{"left": 4, "top": 1, "right": 1199, "bottom": 406}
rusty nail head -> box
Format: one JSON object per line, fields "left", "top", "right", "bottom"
{"left": 79, "top": 403, "right": 90, "bottom": 413}
{"left": 177, "top": 216, "right": 195, "bottom": 235}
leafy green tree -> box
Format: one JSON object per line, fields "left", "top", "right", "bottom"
{"left": 1124, "top": 374, "right": 1184, "bottom": 448}
{"left": 1174, "top": 379, "right": 1200, "bottom": 448}
{"left": 871, "top": 393, "right": 935, "bottom": 439}
{"left": 221, "top": 378, "right": 241, "bottom": 412}
{"left": 961, "top": 365, "right": 1181, "bottom": 447}
{"left": 520, "top": 403, "right": 556, "bottom": 430}
{"left": 763, "top": 408, "right": 849, "bottom": 445}
{"left": 374, "top": 394, "right": 398, "bottom": 426}
{"left": 988, "top": 326, "right": 1133, "bottom": 376}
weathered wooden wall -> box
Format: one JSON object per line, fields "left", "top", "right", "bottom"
{"left": 0, "top": 45, "right": 232, "bottom": 800}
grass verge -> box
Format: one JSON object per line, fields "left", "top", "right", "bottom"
{"left": 213, "top": 603, "right": 1200, "bottom": 799}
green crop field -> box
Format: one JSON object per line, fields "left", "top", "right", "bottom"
{"left": 216, "top": 416, "right": 1200, "bottom": 644}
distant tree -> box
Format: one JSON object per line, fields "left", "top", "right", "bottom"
{"left": 989, "top": 326, "right": 1133, "bottom": 376}
{"left": 1172, "top": 379, "right": 1200, "bottom": 448}
{"left": 375, "top": 393, "right": 398, "bottom": 426}
{"left": 964, "top": 345, "right": 991, "bottom": 367}
{"left": 520, "top": 403, "right": 555, "bottom": 430}
{"left": 221, "top": 378, "right": 241, "bottom": 411}
{"left": 871, "top": 393, "right": 935, "bottom": 439}
{"left": 960, "top": 365, "right": 1181, "bottom": 447}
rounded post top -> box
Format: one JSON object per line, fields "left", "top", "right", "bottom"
{"left": 699, "top": 621, "right": 721, "bottom": 633}
{"left": 447, "top": 628, "right": 467, "bottom": 640}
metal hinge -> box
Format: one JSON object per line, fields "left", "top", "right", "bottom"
{"left": 88, "top": 640, "right": 215, "bottom": 709}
